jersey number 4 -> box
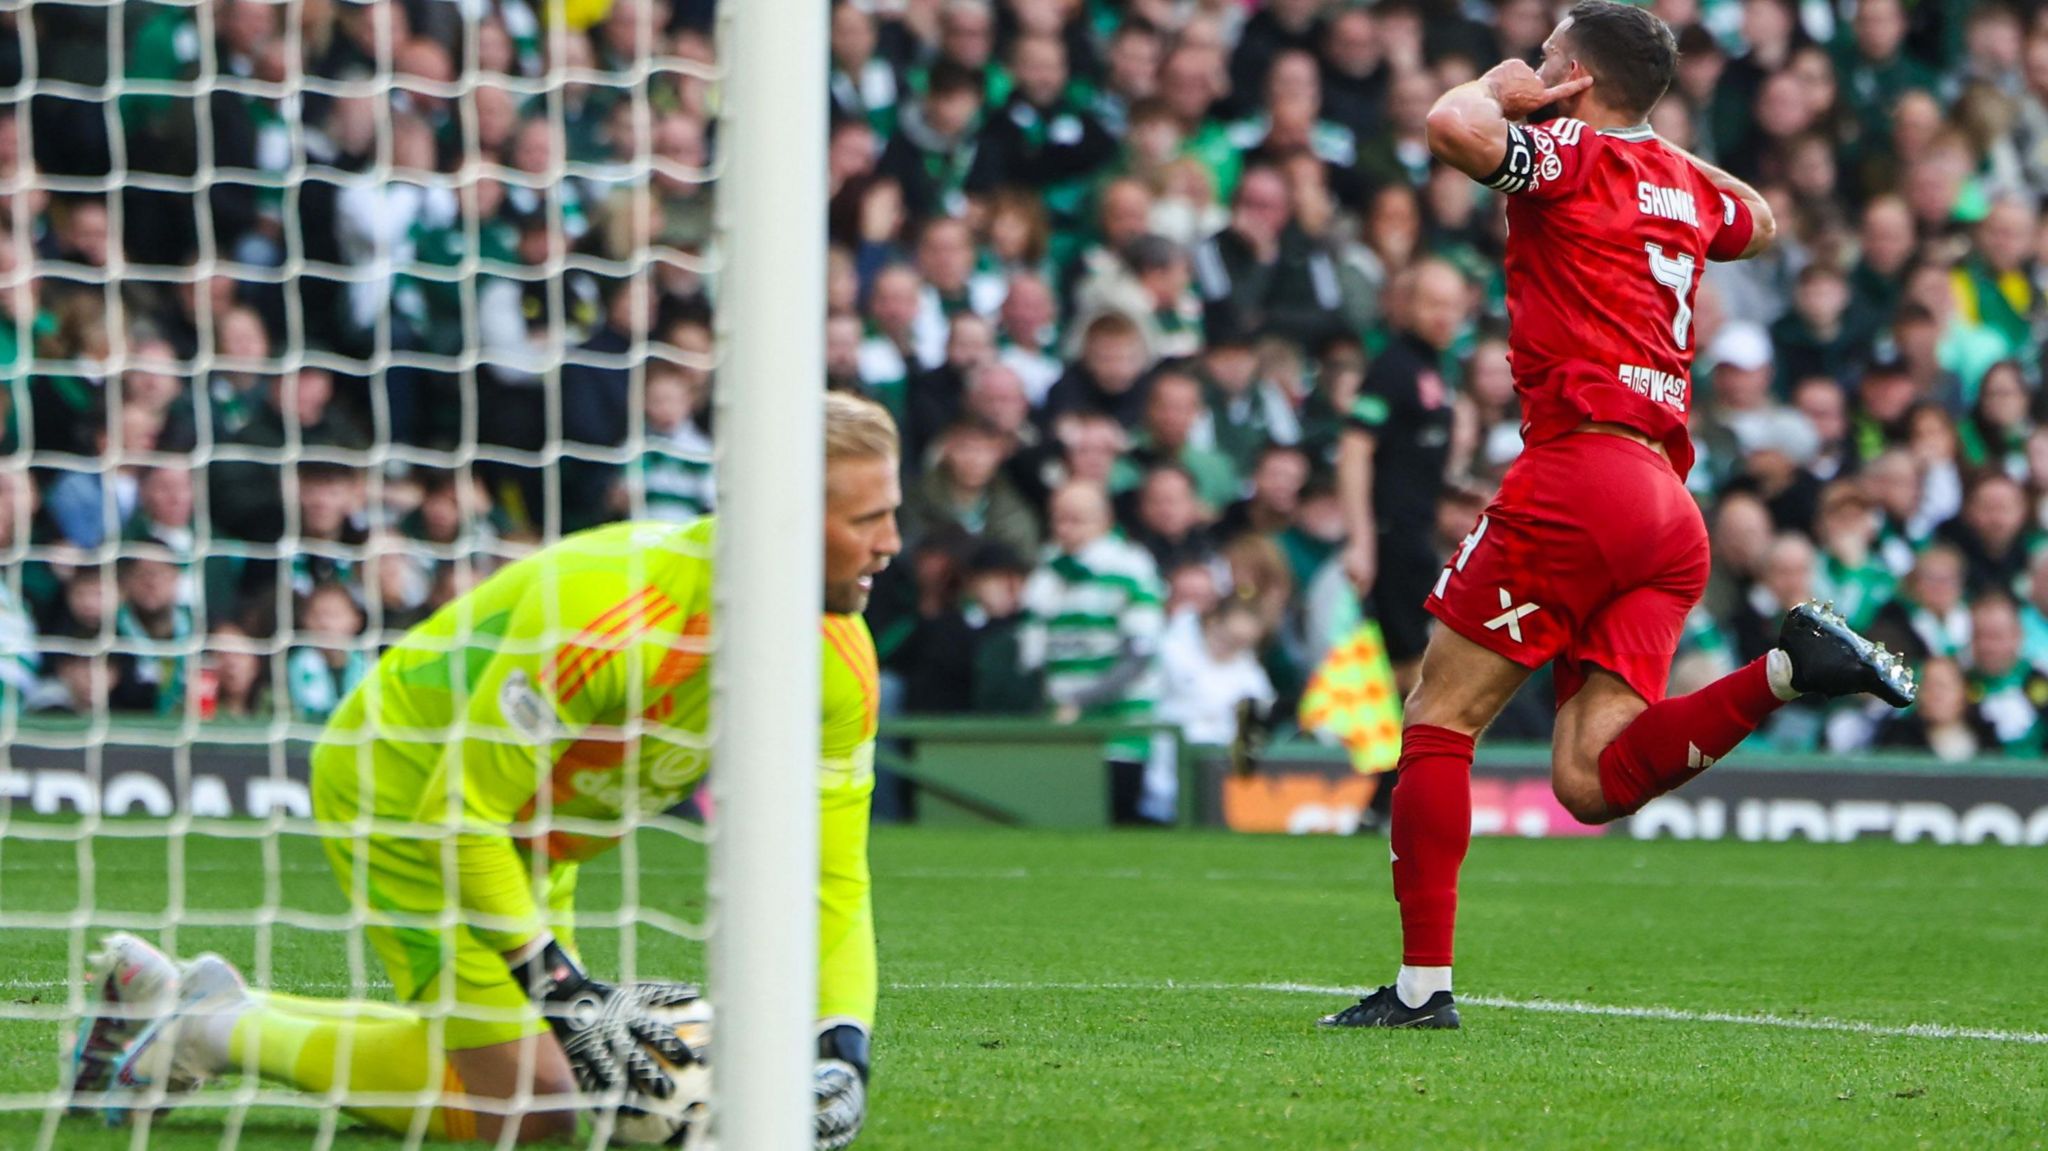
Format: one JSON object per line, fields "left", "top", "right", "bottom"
{"left": 1645, "top": 243, "right": 1696, "bottom": 350}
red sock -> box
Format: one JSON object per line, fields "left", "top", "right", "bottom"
{"left": 1597, "top": 655, "right": 1785, "bottom": 816}
{"left": 1390, "top": 724, "right": 1476, "bottom": 968}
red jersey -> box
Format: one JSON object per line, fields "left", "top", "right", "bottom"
{"left": 1484, "top": 118, "right": 1754, "bottom": 479}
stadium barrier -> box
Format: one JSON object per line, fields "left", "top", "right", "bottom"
{"left": 1194, "top": 743, "right": 2048, "bottom": 845}
{"left": 5, "top": 716, "right": 2045, "bottom": 844}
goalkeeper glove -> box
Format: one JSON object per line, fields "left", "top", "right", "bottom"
{"left": 510, "top": 938, "right": 703, "bottom": 1100}
{"left": 814, "top": 1022, "right": 870, "bottom": 1151}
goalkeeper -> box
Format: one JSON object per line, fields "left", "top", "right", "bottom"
{"left": 83, "top": 393, "right": 900, "bottom": 1147}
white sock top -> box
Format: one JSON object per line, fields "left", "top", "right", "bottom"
{"left": 1396, "top": 965, "right": 1453, "bottom": 1009}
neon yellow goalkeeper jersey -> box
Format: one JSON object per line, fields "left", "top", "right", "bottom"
{"left": 314, "top": 517, "right": 879, "bottom": 1027}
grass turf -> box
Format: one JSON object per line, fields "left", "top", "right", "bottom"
{"left": 0, "top": 824, "right": 2043, "bottom": 1149}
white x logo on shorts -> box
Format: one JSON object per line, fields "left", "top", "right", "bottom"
{"left": 1483, "top": 588, "right": 1540, "bottom": 643}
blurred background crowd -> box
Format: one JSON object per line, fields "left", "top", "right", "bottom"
{"left": 1, "top": 0, "right": 2046, "bottom": 769}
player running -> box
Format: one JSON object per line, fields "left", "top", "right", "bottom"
{"left": 1319, "top": 1, "right": 1915, "bottom": 1030}
{"left": 74, "top": 392, "right": 901, "bottom": 1146}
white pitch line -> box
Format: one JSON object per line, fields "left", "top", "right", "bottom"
{"left": 890, "top": 980, "right": 2048, "bottom": 1046}
{"left": 7, "top": 975, "right": 2043, "bottom": 1047}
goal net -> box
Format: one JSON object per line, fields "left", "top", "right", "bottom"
{"left": 0, "top": 0, "right": 820, "bottom": 1145}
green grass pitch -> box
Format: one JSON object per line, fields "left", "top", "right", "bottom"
{"left": 1, "top": 824, "right": 2043, "bottom": 1149}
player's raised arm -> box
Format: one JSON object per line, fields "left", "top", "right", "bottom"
{"left": 1424, "top": 60, "right": 1592, "bottom": 183}
{"left": 1663, "top": 139, "right": 1778, "bottom": 261}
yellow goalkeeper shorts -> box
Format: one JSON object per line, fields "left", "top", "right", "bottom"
{"left": 310, "top": 741, "right": 575, "bottom": 1051}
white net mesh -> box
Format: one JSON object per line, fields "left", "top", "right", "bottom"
{"left": 0, "top": 0, "right": 725, "bottom": 1145}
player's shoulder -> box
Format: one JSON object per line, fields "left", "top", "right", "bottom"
{"left": 1506, "top": 117, "right": 1598, "bottom": 195}
{"left": 820, "top": 613, "right": 880, "bottom": 741}
{"left": 548, "top": 517, "right": 714, "bottom": 563}
{"left": 822, "top": 612, "right": 877, "bottom": 658}
{"left": 1527, "top": 116, "right": 1592, "bottom": 149}
{"left": 821, "top": 614, "right": 879, "bottom": 702}
{"left": 536, "top": 517, "right": 715, "bottom": 609}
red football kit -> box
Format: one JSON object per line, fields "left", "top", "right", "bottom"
{"left": 1425, "top": 117, "right": 1755, "bottom": 707}
{"left": 1366, "top": 110, "right": 1799, "bottom": 991}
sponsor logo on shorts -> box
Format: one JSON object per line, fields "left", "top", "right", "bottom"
{"left": 1484, "top": 588, "right": 1540, "bottom": 643}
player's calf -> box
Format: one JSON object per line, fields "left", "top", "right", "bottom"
{"left": 1591, "top": 602, "right": 1915, "bottom": 820}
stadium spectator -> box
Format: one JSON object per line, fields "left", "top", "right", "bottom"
{"left": 1042, "top": 311, "right": 1152, "bottom": 429}
{"left": 1217, "top": 442, "right": 1308, "bottom": 543}
{"left": 1701, "top": 490, "right": 1773, "bottom": 627}
{"left": 859, "top": 263, "right": 935, "bottom": 410}
{"left": 1728, "top": 532, "right": 1817, "bottom": 664}
{"left": 367, "top": 530, "right": 435, "bottom": 636}
{"left": 1020, "top": 479, "right": 1169, "bottom": 824}
{"left": 1218, "top": 530, "right": 1295, "bottom": 666}
{"left": 1125, "top": 462, "right": 1217, "bottom": 574}
{"left": 1868, "top": 543, "right": 1971, "bottom": 663}
{"left": 1070, "top": 233, "right": 1205, "bottom": 361}
{"left": 1193, "top": 164, "right": 1350, "bottom": 350}
{"left": 1960, "top": 359, "right": 2032, "bottom": 475}
{"left": 126, "top": 465, "right": 195, "bottom": 563}
{"left": 1770, "top": 263, "right": 1862, "bottom": 393}
{"left": 1448, "top": 335, "right": 1521, "bottom": 487}
{"left": 2021, "top": 547, "right": 2048, "bottom": 669}
{"left": 1811, "top": 481, "right": 1896, "bottom": 632}
{"left": 878, "top": 60, "right": 986, "bottom": 223}
{"left": 829, "top": 0, "right": 900, "bottom": 138}
{"left": 1156, "top": 596, "right": 1276, "bottom": 746}
{"left": 203, "top": 306, "right": 276, "bottom": 441}
{"left": 899, "top": 418, "right": 1040, "bottom": 560}
{"left": 1961, "top": 590, "right": 2048, "bottom": 754}
{"left": 559, "top": 278, "right": 661, "bottom": 533}
{"left": 207, "top": 369, "right": 369, "bottom": 545}
{"left": 1858, "top": 447, "right": 1930, "bottom": 574}
{"left": 286, "top": 580, "right": 369, "bottom": 723}
{"left": 1116, "top": 367, "right": 1238, "bottom": 511}
{"left": 1060, "top": 180, "right": 1157, "bottom": 324}
{"left": 613, "top": 357, "right": 716, "bottom": 524}
{"left": 992, "top": 270, "right": 1062, "bottom": 402}
{"left": 112, "top": 553, "right": 192, "bottom": 715}
{"left": 45, "top": 399, "right": 161, "bottom": 551}
{"left": 209, "top": 461, "right": 369, "bottom": 629}
{"left": 969, "top": 33, "right": 1118, "bottom": 225}
{"left": 905, "top": 313, "right": 999, "bottom": 463}
{"left": 0, "top": 468, "right": 37, "bottom": 711}
{"left": 1873, "top": 655, "right": 1993, "bottom": 760}
{"left": 1790, "top": 376, "right": 1853, "bottom": 482}
{"left": 1317, "top": 6, "right": 1389, "bottom": 144}
{"left": 395, "top": 468, "right": 504, "bottom": 602}
{"left": 204, "top": 623, "right": 270, "bottom": 721}
{"left": 1937, "top": 471, "right": 2035, "bottom": 596}
{"left": 885, "top": 538, "right": 1036, "bottom": 716}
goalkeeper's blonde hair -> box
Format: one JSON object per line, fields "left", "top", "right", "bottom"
{"left": 824, "top": 390, "right": 899, "bottom": 464}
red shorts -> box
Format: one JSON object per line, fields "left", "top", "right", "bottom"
{"left": 1426, "top": 431, "right": 1710, "bottom": 707}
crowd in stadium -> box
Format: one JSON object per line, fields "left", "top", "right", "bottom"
{"left": 2, "top": 0, "right": 2046, "bottom": 766}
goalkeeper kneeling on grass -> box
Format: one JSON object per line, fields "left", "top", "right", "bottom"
{"left": 72, "top": 392, "right": 901, "bottom": 1147}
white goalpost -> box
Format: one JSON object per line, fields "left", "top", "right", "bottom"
{"left": 709, "top": 3, "right": 827, "bottom": 1151}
